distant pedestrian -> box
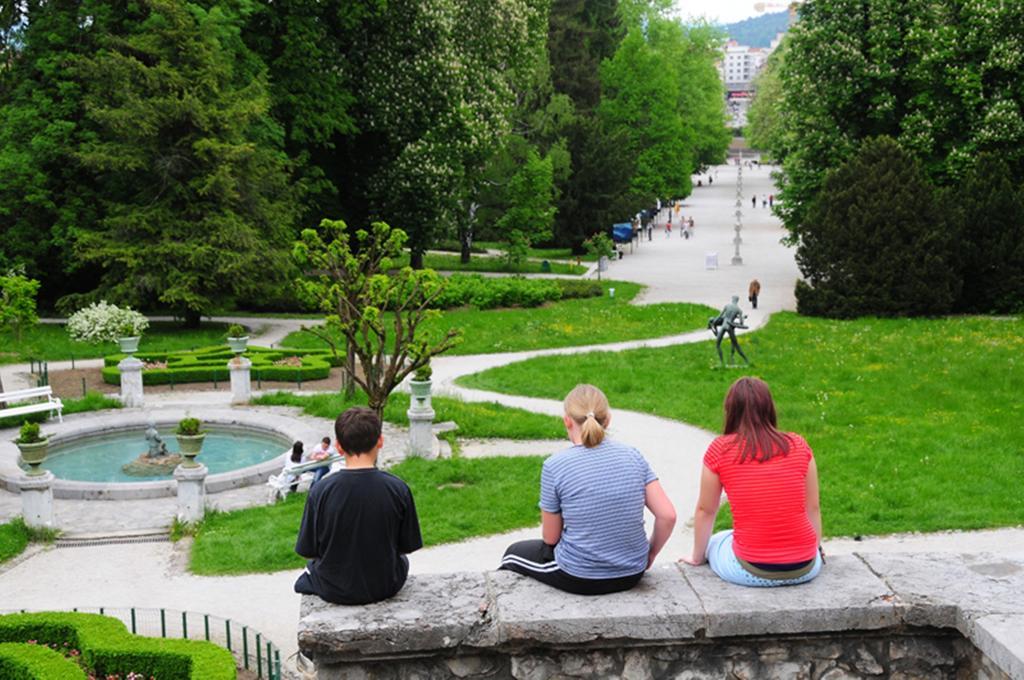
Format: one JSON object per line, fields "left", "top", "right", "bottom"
{"left": 708, "top": 176, "right": 713, "bottom": 186}
{"left": 751, "top": 195, "right": 756, "bottom": 209}
{"left": 769, "top": 194, "right": 774, "bottom": 208}
{"left": 748, "top": 279, "right": 761, "bottom": 310}
{"left": 665, "top": 220, "right": 671, "bottom": 238}
{"left": 688, "top": 217, "right": 695, "bottom": 232}
{"left": 762, "top": 195, "right": 767, "bottom": 208}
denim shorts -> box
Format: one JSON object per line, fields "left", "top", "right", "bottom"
{"left": 706, "top": 530, "right": 822, "bottom": 587}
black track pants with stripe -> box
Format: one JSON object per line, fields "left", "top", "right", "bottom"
{"left": 499, "top": 539, "right": 643, "bottom": 595}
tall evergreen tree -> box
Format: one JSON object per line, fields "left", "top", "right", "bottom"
{"left": 0, "top": 0, "right": 106, "bottom": 306}
{"left": 547, "top": 0, "right": 626, "bottom": 247}
{"left": 953, "top": 156, "right": 1024, "bottom": 313}
{"left": 72, "top": 0, "right": 296, "bottom": 326}
{"left": 795, "top": 137, "right": 959, "bottom": 318}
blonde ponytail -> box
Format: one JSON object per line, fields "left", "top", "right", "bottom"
{"left": 564, "top": 384, "right": 610, "bottom": 448}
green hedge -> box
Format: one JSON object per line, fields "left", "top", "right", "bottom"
{"left": 103, "top": 344, "right": 337, "bottom": 385}
{"left": 0, "top": 612, "right": 235, "bottom": 680}
{"left": 425, "top": 275, "right": 603, "bottom": 310}
{"left": 0, "top": 642, "right": 87, "bottom": 679}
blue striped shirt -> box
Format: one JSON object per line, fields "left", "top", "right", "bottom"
{"left": 540, "top": 439, "right": 657, "bottom": 578}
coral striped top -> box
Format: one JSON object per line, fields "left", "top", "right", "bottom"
{"left": 703, "top": 433, "right": 818, "bottom": 564}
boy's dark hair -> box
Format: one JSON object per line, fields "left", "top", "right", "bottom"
{"left": 335, "top": 407, "right": 382, "bottom": 455}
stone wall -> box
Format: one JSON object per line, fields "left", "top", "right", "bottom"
{"left": 297, "top": 553, "right": 1024, "bottom": 680}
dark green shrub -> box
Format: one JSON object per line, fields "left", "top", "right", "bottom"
{"left": 176, "top": 417, "right": 202, "bottom": 436}
{"left": 555, "top": 279, "right": 603, "bottom": 299}
{"left": 226, "top": 324, "right": 246, "bottom": 338}
{"left": 951, "top": 155, "right": 1024, "bottom": 313}
{"left": 0, "top": 642, "right": 87, "bottom": 679}
{"left": 0, "top": 612, "right": 235, "bottom": 680}
{"left": 795, "top": 137, "right": 959, "bottom": 317}
{"left": 16, "top": 422, "right": 44, "bottom": 444}
{"left": 425, "top": 274, "right": 561, "bottom": 310}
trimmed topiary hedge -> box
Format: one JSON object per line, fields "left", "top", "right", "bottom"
{"left": 0, "top": 642, "right": 87, "bottom": 679}
{"left": 0, "top": 612, "right": 235, "bottom": 679}
{"left": 103, "top": 344, "right": 338, "bottom": 385}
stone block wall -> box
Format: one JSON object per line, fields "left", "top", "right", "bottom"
{"left": 297, "top": 553, "right": 1024, "bottom": 680}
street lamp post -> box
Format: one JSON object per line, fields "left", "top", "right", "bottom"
{"left": 733, "top": 150, "right": 744, "bottom": 265}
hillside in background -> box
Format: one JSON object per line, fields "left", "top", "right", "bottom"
{"left": 723, "top": 10, "right": 790, "bottom": 47}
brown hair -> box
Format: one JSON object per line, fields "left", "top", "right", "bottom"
{"left": 564, "top": 384, "right": 610, "bottom": 448}
{"left": 335, "top": 407, "right": 382, "bottom": 455}
{"left": 723, "top": 377, "right": 791, "bottom": 463}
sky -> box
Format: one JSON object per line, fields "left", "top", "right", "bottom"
{"left": 672, "top": 0, "right": 773, "bottom": 24}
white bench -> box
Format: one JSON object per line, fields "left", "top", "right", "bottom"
{"left": 266, "top": 453, "right": 344, "bottom": 501}
{"left": 0, "top": 386, "right": 64, "bottom": 424}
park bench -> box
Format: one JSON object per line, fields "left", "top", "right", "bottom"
{"left": 0, "top": 386, "right": 64, "bottom": 424}
{"left": 266, "top": 453, "right": 343, "bottom": 501}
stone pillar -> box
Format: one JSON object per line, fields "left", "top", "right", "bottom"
{"left": 118, "top": 356, "right": 145, "bottom": 408}
{"left": 19, "top": 471, "right": 55, "bottom": 529}
{"left": 407, "top": 406, "right": 436, "bottom": 459}
{"left": 229, "top": 356, "right": 252, "bottom": 404}
{"left": 174, "top": 463, "right": 208, "bottom": 523}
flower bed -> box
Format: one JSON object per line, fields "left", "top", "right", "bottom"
{"left": 0, "top": 612, "right": 235, "bottom": 679}
{"left": 101, "top": 345, "right": 338, "bottom": 385}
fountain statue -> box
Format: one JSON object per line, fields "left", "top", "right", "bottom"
{"left": 122, "top": 418, "right": 182, "bottom": 477}
{"left": 145, "top": 419, "right": 169, "bottom": 457}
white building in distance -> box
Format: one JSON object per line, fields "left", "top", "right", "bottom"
{"left": 718, "top": 35, "right": 784, "bottom": 128}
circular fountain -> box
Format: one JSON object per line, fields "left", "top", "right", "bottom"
{"left": 0, "top": 407, "right": 323, "bottom": 499}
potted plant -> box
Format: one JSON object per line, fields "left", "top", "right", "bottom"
{"left": 409, "top": 363, "right": 432, "bottom": 409}
{"left": 15, "top": 421, "right": 49, "bottom": 476}
{"left": 175, "top": 417, "right": 206, "bottom": 466}
{"left": 66, "top": 301, "right": 149, "bottom": 354}
{"left": 226, "top": 323, "right": 249, "bottom": 354}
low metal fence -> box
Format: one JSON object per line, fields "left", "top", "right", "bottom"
{"left": 3, "top": 606, "right": 283, "bottom": 679}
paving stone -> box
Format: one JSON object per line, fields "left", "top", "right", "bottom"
{"left": 681, "top": 554, "right": 898, "bottom": 637}
{"left": 488, "top": 567, "right": 704, "bottom": 646}
{"left": 857, "top": 552, "right": 1024, "bottom": 629}
{"left": 297, "top": 572, "right": 494, "bottom": 663}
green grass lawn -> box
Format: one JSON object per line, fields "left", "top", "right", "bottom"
{"left": 252, "top": 390, "right": 564, "bottom": 440}
{"left": 0, "top": 321, "right": 235, "bottom": 365}
{"left": 460, "top": 312, "right": 1024, "bottom": 538}
{"left": 0, "top": 519, "right": 30, "bottom": 564}
{"left": 186, "top": 455, "right": 545, "bottom": 574}
{"left": 474, "top": 241, "right": 599, "bottom": 262}
{"left": 394, "top": 252, "right": 587, "bottom": 275}
{"left": 279, "top": 281, "right": 716, "bottom": 355}
{"left": 0, "top": 518, "right": 57, "bottom": 564}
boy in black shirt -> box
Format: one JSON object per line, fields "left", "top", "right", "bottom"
{"left": 293, "top": 407, "right": 422, "bottom": 604}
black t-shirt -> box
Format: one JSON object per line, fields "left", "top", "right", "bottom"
{"left": 295, "top": 468, "right": 422, "bottom": 605}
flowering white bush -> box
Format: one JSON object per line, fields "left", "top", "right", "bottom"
{"left": 66, "top": 301, "right": 150, "bottom": 344}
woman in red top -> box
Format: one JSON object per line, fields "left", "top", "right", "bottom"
{"left": 680, "top": 377, "right": 824, "bottom": 586}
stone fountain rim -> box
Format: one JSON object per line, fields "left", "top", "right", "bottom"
{"left": 0, "top": 406, "right": 321, "bottom": 500}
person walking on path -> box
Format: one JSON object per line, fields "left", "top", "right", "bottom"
{"left": 748, "top": 279, "right": 761, "bottom": 310}
{"left": 768, "top": 194, "right": 774, "bottom": 209}
{"left": 499, "top": 384, "right": 677, "bottom": 595}
{"left": 751, "top": 195, "right": 757, "bottom": 209}
{"left": 680, "top": 377, "right": 824, "bottom": 588}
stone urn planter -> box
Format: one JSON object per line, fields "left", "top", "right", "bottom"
{"left": 226, "top": 324, "right": 249, "bottom": 354}
{"left": 15, "top": 423, "right": 49, "bottom": 477}
{"left": 409, "top": 364, "right": 433, "bottom": 411}
{"left": 175, "top": 417, "right": 206, "bottom": 467}
{"left": 118, "top": 336, "right": 141, "bottom": 354}
{"left": 227, "top": 336, "right": 249, "bottom": 354}
{"left": 409, "top": 379, "right": 432, "bottom": 409}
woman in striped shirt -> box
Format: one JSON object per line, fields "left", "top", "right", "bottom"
{"left": 500, "top": 384, "right": 677, "bottom": 594}
{"left": 680, "top": 376, "right": 824, "bottom": 586}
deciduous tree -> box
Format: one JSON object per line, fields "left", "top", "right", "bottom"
{"left": 293, "top": 220, "right": 461, "bottom": 415}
